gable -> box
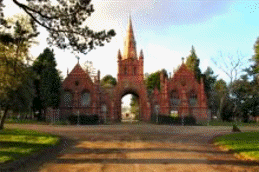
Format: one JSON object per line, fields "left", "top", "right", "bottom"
{"left": 62, "top": 63, "right": 94, "bottom": 91}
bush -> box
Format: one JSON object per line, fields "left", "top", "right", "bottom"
{"left": 153, "top": 114, "right": 196, "bottom": 125}
{"left": 183, "top": 116, "right": 196, "bottom": 125}
{"left": 67, "top": 114, "right": 99, "bottom": 125}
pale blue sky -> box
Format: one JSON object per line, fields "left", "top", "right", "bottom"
{"left": 4, "top": 1, "right": 259, "bottom": 106}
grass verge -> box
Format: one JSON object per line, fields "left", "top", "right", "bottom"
{"left": 5, "top": 119, "right": 49, "bottom": 125}
{"left": 214, "top": 131, "right": 259, "bottom": 160}
{"left": 0, "top": 128, "right": 60, "bottom": 164}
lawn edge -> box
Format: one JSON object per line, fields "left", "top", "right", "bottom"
{"left": 212, "top": 132, "right": 259, "bottom": 162}
{"left": 0, "top": 136, "right": 71, "bottom": 172}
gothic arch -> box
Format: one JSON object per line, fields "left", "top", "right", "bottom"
{"left": 112, "top": 82, "right": 150, "bottom": 121}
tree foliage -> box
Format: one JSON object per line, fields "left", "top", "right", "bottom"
{"left": 202, "top": 67, "right": 218, "bottom": 116}
{"left": 186, "top": 45, "right": 201, "bottom": 81}
{"left": 0, "top": 16, "right": 38, "bottom": 129}
{"left": 145, "top": 69, "right": 168, "bottom": 92}
{"left": 0, "top": 0, "right": 115, "bottom": 54}
{"left": 130, "top": 95, "right": 139, "bottom": 120}
{"left": 32, "top": 48, "right": 62, "bottom": 120}
{"left": 100, "top": 75, "right": 117, "bottom": 87}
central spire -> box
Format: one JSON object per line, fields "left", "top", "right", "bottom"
{"left": 123, "top": 16, "right": 137, "bottom": 60}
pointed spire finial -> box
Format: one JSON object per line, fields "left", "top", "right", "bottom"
{"left": 118, "top": 49, "right": 122, "bottom": 60}
{"left": 140, "top": 49, "right": 144, "bottom": 59}
{"left": 123, "top": 14, "right": 137, "bottom": 60}
{"left": 76, "top": 56, "right": 80, "bottom": 64}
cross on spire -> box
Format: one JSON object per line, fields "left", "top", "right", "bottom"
{"left": 76, "top": 56, "right": 80, "bottom": 64}
{"left": 181, "top": 57, "right": 185, "bottom": 64}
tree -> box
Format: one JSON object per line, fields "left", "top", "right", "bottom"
{"left": 145, "top": 69, "right": 168, "bottom": 93}
{"left": 32, "top": 48, "right": 62, "bottom": 120}
{"left": 202, "top": 67, "right": 218, "bottom": 117}
{"left": 214, "top": 79, "right": 228, "bottom": 120}
{"left": 212, "top": 50, "right": 246, "bottom": 121}
{"left": 0, "top": 0, "right": 116, "bottom": 54}
{"left": 231, "top": 77, "right": 256, "bottom": 122}
{"left": 130, "top": 95, "right": 140, "bottom": 120}
{"left": 100, "top": 75, "right": 117, "bottom": 87}
{"left": 251, "top": 37, "right": 259, "bottom": 75}
{"left": 186, "top": 45, "right": 202, "bottom": 81}
{"left": 0, "top": 16, "right": 39, "bottom": 129}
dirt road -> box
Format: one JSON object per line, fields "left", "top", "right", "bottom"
{"left": 6, "top": 123, "right": 259, "bottom": 172}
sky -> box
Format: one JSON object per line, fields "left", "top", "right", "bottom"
{"left": 3, "top": 0, "right": 259, "bottom": 106}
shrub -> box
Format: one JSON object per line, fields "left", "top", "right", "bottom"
{"left": 67, "top": 114, "right": 99, "bottom": 125}
{"left": 153, "top": 114, "right": 196, "bottom": 125}
{"left": 183, "top": 115, "right": 196, "bottom": 125}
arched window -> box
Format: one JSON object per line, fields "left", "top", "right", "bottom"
{"left": 189, "top": 90, "right": 197, "bottom": 106}
{"left": 81, "top": 91, "right": 91, "bottom": 107}
{"left": 63, "top": 91, "right": 72, "bottom": 107}
{"left": 170, "top": 90, "right": 180, "bottom": 106}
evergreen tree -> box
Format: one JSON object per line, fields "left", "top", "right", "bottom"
{"left": 186, "top": 45, "right": 202, "bottom": 81}
{"left": 32, "top": 48, "right": 62, "bottom": 120}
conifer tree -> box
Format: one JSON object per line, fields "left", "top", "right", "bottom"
{"left": 186, "top": 45, "right": 202, "bottom": 81}
{"left": 32, "top": 48, "right": 62, "bottom": 120}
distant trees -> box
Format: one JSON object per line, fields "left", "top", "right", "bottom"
{"left": 130, "top": 95, "right": 140, "bottom": 120}
{"left": 202, "top": 67, "right": 218, "bottom": 117}
{"left": 100, "top": 75, "right": 117, "bottom": 87}
{"left": 145, "top": 69, "right": 167, "bottom": 92}
{"left": 32, "top": 48, "right": 62, "bottom": 121}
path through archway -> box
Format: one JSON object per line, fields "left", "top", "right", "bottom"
{"left": 121, "top": 94, "right": 140, "bottom": 122}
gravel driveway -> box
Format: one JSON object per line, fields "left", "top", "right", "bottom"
{"left": 6, "top": 123, "right": 259, "bottom": 172}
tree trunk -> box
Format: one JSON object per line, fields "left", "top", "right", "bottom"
{"left": 0, "top": 107, "right": 9, "bottom": 130}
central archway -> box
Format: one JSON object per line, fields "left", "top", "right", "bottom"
{"left": 121, "top": 92, "right": 140, "bottom": 122}
{"left": 112, "top": 81, "right": 151, "bottom": 122}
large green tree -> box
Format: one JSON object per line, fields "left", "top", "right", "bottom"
{"left": 186, "top": 45, "right": 202, "bottom": 81}
{"left": 0, "top": 17, "right": 38, "bottom": 129}
{"left": 0, "top": 0, "right": 115, "bottom": 54}
{"left": 32, "top": 48, "right": 62, "bottom": 120}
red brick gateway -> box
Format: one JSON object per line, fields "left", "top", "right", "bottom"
{"left": 48, "top": 18, "right": 208, "bottom": 123}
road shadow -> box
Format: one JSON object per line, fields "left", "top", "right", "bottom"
{"left": 54, "top": 158, "right": 259, "bottom": 166}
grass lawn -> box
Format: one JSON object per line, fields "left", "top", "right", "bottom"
{"left": 5, "top": 119, "right": 49, "bottom": 125}
{"left": 0, "top": 128, "right": 60, "bottom": 164}
{"left": 199, "top": 120, "right": 259, "bottom": 126}
{"left": 214, "top": 131, "right": 259, "bottom": 160}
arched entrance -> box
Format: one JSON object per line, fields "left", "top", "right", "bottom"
{"left": 112, "top": 81, "right": 151, "bottom": 122}
{"left": 121, "top": 93, "right": 140, "bottom": 122}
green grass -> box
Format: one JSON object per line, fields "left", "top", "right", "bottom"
{"left": 0, "top": 129, "right": 60, "bottom": 164}
{"left": 214, "top": 131, "right": 259, "bottom": 160}
{"left": 5, "top": 119, "right": 49, "bottom": 125}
